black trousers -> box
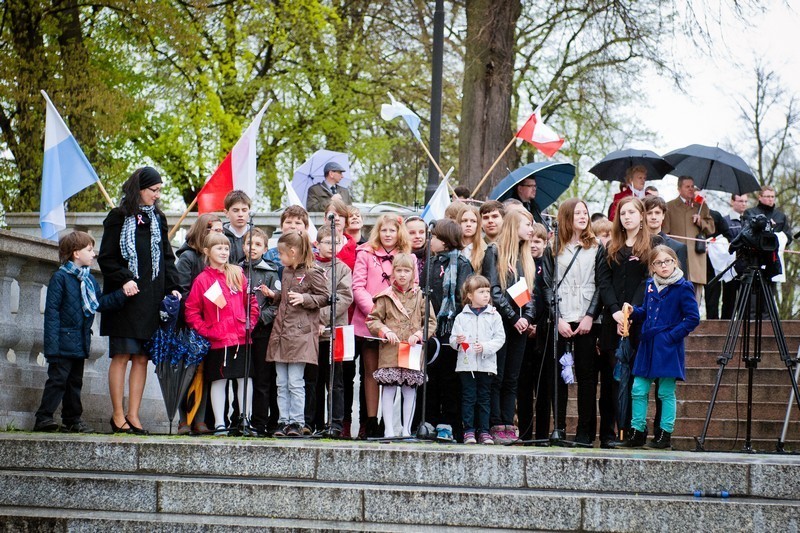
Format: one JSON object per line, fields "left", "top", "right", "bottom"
{"left": 36, "top": 357, "right": 85, "bottom": 424}
{"left": 250, "top": 336, "right": 276, "bottom": 430}
{"left": 567, "top": 326, "right": 600, "bottom": 440}
{"left": 305, "top": 340, "right": 344, "bottom": 431}
{"left": 721, "top": 279, "right": 741, "bottom": 320}
{"left": 425, "top": 344, "right": 461, "bottom": 436}
{"left": 517, "top": 332, "right": 548, "bottom": 441}
{"left": 706, "top": 258, "right": 721, "bottom": 319}
{"left": 490, "top": 322, "right": 527, "bottom": 427}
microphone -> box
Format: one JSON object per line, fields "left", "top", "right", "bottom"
{"left": 327, "top": 212, "right": 336, "bottom": 221}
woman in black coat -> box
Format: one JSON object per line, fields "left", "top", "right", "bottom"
{"left": 596, "top": 196, "right": 661, "bottom": 446}
{"left": 98, "top": 167, "right": 180, "bottom": 434}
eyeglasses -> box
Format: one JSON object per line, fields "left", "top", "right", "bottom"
{"left": 652, "top": 259, "right": 675, "bottom": 267}
{"left": 147, "top": 186, "right": 162, "bottom": 194}
{"left": 318, "top": 240, "right": 341, "bottom": 246}
{"left": 208, "top": 227, "right": 224, "bottom": 233}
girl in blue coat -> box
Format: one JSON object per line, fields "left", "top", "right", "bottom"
{"left": 622, "top": 245, "right": 699, "bottom": 449}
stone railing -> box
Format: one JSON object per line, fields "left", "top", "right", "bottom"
{"left": 0, "top": 229, "right": 170, "bottom": 433}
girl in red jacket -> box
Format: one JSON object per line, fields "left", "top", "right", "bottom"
{"left": 185, "top": 232, "right": 259, "bottom": 435}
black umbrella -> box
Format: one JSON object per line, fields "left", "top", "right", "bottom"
{"left": 614, "top": 306, "right": 634, "bottom": 440}
{"left": 589, "top": 148, "right": 674, "bottom": 182}
{"left": 663, "top": 144, "right": 760, "bottom": 194}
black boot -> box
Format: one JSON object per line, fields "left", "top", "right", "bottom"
{"left": 648, "top": 429, "right": 671, "bottom": 449}
{"left": 621, "top": 427, "right": 647, "bottom": 448}
{"left": 366, "top": 416, "right": 381, "bottom": 438}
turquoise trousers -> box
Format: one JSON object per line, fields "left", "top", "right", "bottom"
{"left": 631, "top": 376, "right": 676, "bottom": 433}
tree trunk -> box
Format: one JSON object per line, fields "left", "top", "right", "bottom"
{"left": 458, "top": 0, "right": 521, "bottom": 198}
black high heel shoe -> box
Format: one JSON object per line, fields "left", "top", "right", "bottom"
{"left": 125, "top": 417, "right": 150, "bottom": 435}
{"left": 110, "top": 417, "right": 132, "bottom": 434}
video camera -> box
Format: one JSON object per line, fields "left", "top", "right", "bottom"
{"left": 728, "top": 213, "right": 781, "bottom": 277}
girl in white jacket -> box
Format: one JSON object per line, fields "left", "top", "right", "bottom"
{"left": 450, "top": 275, "right": 506, "bottom": 444}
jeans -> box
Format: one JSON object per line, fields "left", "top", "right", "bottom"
{"left": 460, "top": 371, "right": 493, "bottom": 433}
{"left": 631, "top": 377, "right": 677, "bottom": 433}
{"left": 35, "top": 357, "right": 85, "bottom": 424}
{"left": 275, "top": 362, "right": 306, "bottom": 425}
{"left": 490, "top": 321, "right": 527, "bottom": 426}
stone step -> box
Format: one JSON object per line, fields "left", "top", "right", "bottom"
{"left": 684, "top": 366, "right": 800, "bottom": 383}
{"left": 561, "top": 397, "right": 800, "bottom": 421}
{"left": 670, "top": 436, "right": 797, "bottom": 453}
{"left": 2, "top": 434, "right": 799, "bottom": 531}
{"left": 693, "top": 320, "right": 800, "bottom": 336}
{"left": 685, "top": 334, "right": 800, "bottom": 355}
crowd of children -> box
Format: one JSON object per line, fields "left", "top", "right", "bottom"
{"left": 36, "top": 185, "right": 701, "bottom": 450}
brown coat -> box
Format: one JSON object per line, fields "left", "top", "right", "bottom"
{"left": 266, "top": 264, "right": 330, "bottom": 365}
{"left": 663, "top": 198, "right": 715, "bottom": 285}
{"left": 366, "top": 286, "right": 437, "bottom": 369}
{"left": 315, "top": 259, "right": 353, "bottom": 339}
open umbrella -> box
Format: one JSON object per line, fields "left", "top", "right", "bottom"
{"left": 292, "top": 150, "right": 352, "bottom": 207}
{"left": 663, "top": 144, "right": 760, "bottom": 194}
{"left": 488, "top": 161, "right": 576, "bottom": 212}
{"left": 614, "top": 305, "right": 634, "bottom": 440}
{"left": 589, "top": 148, "right": 674, "bottom": 182}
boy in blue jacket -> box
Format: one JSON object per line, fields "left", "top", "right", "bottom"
{"left": 34, "top": 231, "right": 127, "bottom": 432}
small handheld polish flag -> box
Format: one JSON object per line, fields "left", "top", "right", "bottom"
{"left": 506, "top": 277, "right": 531, "bottom": 308}
{"left": 203, "top": 280, "right": 227, "bottom": 309}
{"left": 334, "top": 325, "right": 356, "bottom": 362}
{"left": 397, "top": 342, "right": 423, "bottom": 371}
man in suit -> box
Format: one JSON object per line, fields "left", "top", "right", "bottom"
{"left": 662, "top": 176, "right": 715, "bottom": 302}
{"left": 644, "top": 196, "right": 688, "bottom": 278}
{"left": 306, "top": 161, "right": 353, "bottom": 212}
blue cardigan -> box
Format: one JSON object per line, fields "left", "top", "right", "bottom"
{"left": 43, "top": 268, "right": 126, "bottom": 360}
{"left": 631, "top": 277, "right": 700, "bottom": 380}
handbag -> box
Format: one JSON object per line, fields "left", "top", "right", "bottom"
{"left": 695, "top": 232, "right": 707, "bottom": 254}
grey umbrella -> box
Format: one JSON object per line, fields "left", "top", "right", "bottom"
{"left": 664, "top": 144, "right": 760, "bottom": 194}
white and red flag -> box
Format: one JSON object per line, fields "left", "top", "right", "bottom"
{"left": 398, "top": 342, "right": 422, "bottom": 371}
{"left": 203, "top": 280, "right": 227, "bottom": 309}
{"left": 506, "top": 277, "right": 531, "bottom": 308}
{"left": 196, "top": 100, "right": 271, "bottom": 213}
{"left": 515, "top": 111, "right": 564, "bottom": 158}
{"left": 334, "top": 325, "right": 356, "bottom": 362}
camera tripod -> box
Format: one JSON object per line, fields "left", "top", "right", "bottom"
{"left": 695, "top": 264, "right": 800, "bottom": 452}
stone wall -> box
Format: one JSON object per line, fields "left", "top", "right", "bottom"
{"left": 0, "top": 229, "right": 171, "bottom": 433}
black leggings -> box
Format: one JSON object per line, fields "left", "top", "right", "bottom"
{"left": 490, "top": 321, "right": 527, "bottom": 427}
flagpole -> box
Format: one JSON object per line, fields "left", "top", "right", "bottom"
{"left": 470, "top": 91, "right": 556, "bottom": 198}
{"left": 168, "top": 196, "right": 198, "bottom": 240}
{"left": 95, "top": 180, "right": 115, "bottom": 208}
{"left": 416, "top": 138, "right": 457, "bottom": 197}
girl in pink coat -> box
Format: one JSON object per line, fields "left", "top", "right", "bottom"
{"left": 184, "top": 232, "right": 259, "bottom": 436}
{"left": 352, "top": 214, "right": 416, "bottom": 437}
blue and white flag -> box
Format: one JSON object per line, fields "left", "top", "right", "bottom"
{"left": 381, "top": 93, "right": 422, "bottom": 141}
{"left": 39, "top": 90, "right": 100, "bottom": 241}
{"left": 421, "top": 177, "right": 451, "bottom": 224}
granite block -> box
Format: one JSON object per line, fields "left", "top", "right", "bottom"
{"left": 363, "top": 486, "right": 582, "bottom": 530}
{"left": 157, "top": 478, "right": 363, "bottom": 521}
{"left": 0, "top": 471, "right": 156, "bottom": 512}
{"left": 139, "top": 441, "right": 317, "bottom": 478}
{"left": 0, "top": 436, "right": 138, "bottom": 472}
{"left": 582, "top": 494, "right": 800, "bottom": 532}
{"left": 525, "top": 452, "right": 748, "bottom": 496}
{"left": 316, "top": 446, "right": 526, "bottom": 488}
{"left": 750, "top": 460, "right": 800, "bottom": 499}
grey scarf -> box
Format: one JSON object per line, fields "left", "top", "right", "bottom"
{"left": 653, "top": 267, "right": 684, "bottom": 293}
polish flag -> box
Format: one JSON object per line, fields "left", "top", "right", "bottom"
{"left": 398, "top": 342, "right": 422, "bottom": 371}
{"left": 203, "top": 280, "right": 227, "bottom": 309}
{"left": 334, "top": 325, "right": 356, "bottom": 362}
{"left": 506, "top": 277, "right": 531, "bottom": 308}
{"left": 196, "top": 100, "right": 271, "bottom": 213}
{"left": 515, "top": 111, "right": 564, "bottom": 158}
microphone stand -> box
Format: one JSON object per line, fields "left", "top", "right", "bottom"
{"left": 325, "top": 213, "right": 338, "bottom": 436}
{"left": 237, "top": 214, "right": 257, "bottom": 437}
{"left": 416, "top": 221, "right": 436, "bottom": 440}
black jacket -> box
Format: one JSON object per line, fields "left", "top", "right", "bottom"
{"left": 175, "top": 243, "right": 206, "bottom": 299}
{"left": 541, "top": 243, "right": 605, "bottom": 321}
{"left": 745, "top": 202, "right": 793, "bottom": 245}
{"left": 659, "top": 232, "right": 689, "bottom": 279}
{"left": 98, "top": 207, "right": 180, "bottom": 340}
{"left": 44, "top": 269, "right": 126, "bottom": 359}
{"left": 240, "top": 258, "right": 280, "bottom": 337}
{"left": 481, "top": 243, "right": 536, "bottom": 324}
{"left": 223, "top": 222, "right": 247, "bottom": 265}
{"left": 429, "top": 251, "right": 474, "bottom": 339}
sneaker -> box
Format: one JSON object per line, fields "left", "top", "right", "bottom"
{"left": 647, "top": 429, "right": 672, "bottom": 449}
{"left": 505, "top": 425, "right": 519, "bottom": 443}
{"left": 286, "top": 424, "right": 302, "bottom": 437}
{"left": 478, "top": 431, "right": 494, "bottom": 445}
{"left": 463, "top": 430, "right": 477, "bottom": 445}
{"left": 490, "top": 425, "right": 506, "bottom": 444}
{"left": 621, "top": 427, "right": 647, "bottom": 448}
{"left": 60, "top": 420, "right": 94, "bottom": 433}
{"left": 436, "top": 424, "right": 454, "bottom": 442}
{"left": 33, "top": 419, "right": 59, "bottom": 432}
